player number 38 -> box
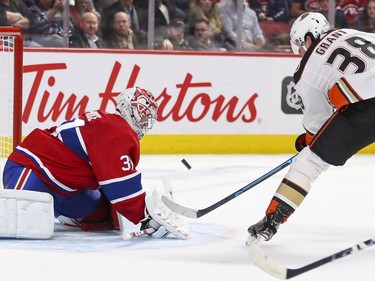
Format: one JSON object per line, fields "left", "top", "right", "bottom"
{"left": 327, "top": 35, "right": 375, "bottom": 73}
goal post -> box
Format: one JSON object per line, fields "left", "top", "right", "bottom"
{"left": 0, "top": 27, "right": 23, "bottom": 188}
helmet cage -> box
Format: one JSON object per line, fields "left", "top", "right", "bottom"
{"left": 129, "top": 90, "right": 158, "bottom": 137}
{"left": 290, "top": 32, "right": 312, "bottom": 55}
{"left": 116, "top": 87, "right": 158, "bottom": 139}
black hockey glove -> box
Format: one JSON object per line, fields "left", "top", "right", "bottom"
{"left": 247, "top": 214, "right": 279, "bottom": 242}
{"left": 247, "top": 201, "right": 295, "bottom": 245}
{"left": 295, "top": 133, "right": 307, "bottom": 152}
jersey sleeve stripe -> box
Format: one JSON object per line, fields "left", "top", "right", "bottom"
{"left": 282, "top": 178, "right": 308, "bottom": 196}
{"left": 59, "top": 128, "right": 89, "bottom": 162}
{"left": 76, "top": 127, "right": 88, "bottom": 158}
{"left": 328, "top": 77, "right": 363, "bottom": 110}
{"left": 99, "top": 170, "right": 141, "bottom": 185}
{"left": 99, "top": 172, "right": 143, "bottom": 202}
{"left": 110, "top": 190, "right": 145, "bottom": 204}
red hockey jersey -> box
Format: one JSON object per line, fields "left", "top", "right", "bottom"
{"left": 9, "top": 110, "right": 145, "bottom": 224}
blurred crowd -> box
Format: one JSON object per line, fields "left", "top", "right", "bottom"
{"left": 0, "top": 0, "right": 374, "bottom": 52}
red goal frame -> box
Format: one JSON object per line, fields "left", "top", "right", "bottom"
{"left": 0, "top": 26, "right": 23, "bottom": 147}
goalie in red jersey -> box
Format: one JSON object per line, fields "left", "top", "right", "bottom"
{"left": 1, "top": 87, "right": 189, "bottom": 239}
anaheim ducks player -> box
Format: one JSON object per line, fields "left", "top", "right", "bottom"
{"left": 247, "top": 12, "right": 375, "bottom": 243}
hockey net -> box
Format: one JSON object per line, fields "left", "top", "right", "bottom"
{"left": 0, "top": 27, "right": 23, "bottom": 189}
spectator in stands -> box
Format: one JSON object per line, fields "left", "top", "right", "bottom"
{"left": 0, "top": 5, "right": 6, "bottom": 25}
{"left": 70, "top": 0, "right": 101, "bottom": 33}
{"left": 219, "top": 0, "right": 266, "bottom": 51}
{"left": 356, "top": 0, "right": 375, "bottom": 32}
{"left": 25, "top": 0, "right": 99, "bottom": 8}
{"left": 319, "top": 0, "right": 348, "bottom": 28}
{"left": 23, "top": 0, "right": 35, "bottom": 7}
{"left": 0, "top": 0, "right": 42, "bottom": 46}
{"left": 290, "top": 0, "right": 320, "bottom": 21}
{"left": 28, "top": 0, "right": 66, "bottom": 47}
{"left": 171, "top": 0, "right": 187, "bottom": 20}
{"left": 104, "top": 11, "right": 139, "bottom": 49}
{"left": 101, "top": 0, "right": 147, "bottom": 46}
{"left": 340, "top": 0, "right": 365, "bottom": 27}
{"left": 92, "top": 0, "right": 116, "bottom": 15}
{"left": 70, "top": 11, "right": 103, "bottom": 48}
{"left": 188, "top": 17, "right": 226, "bottom": 51}
{"left": 249, "top": 0, "right": 290, "bottom": 23}
{"left": 175, "top": 0, "right": 190, "bottom": 13}
{"left": 136, "top": 0, "right": 185, "bottom": 42}
{"left": 186, "top": 0, "right": 229, "bottom": 49}
{"left": 155, "top": 19, "right": 192, "bottom": 50}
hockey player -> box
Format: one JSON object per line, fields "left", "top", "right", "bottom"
{"left": 247, "top": 12, "right": 375, "bottom": 244}
{"left": 1, "top": 87, "right": 189, "bottom": 239}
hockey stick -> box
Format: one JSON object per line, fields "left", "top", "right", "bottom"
{"left": 248, "top": 237, "right": 375, "bottom": 279}
{"left": 163, "top": 178, "right": 175, "bottom": 200}
{"left": 122, "top": 228, "right": 155, "bottom": 240}
{"left": 162, "top": 158, "right": 191, "bottom": 200}
{"left": 161, "top": 155, "right": 296, "bottom": 218}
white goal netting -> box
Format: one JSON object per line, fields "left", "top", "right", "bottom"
{"left": 0, "top": 30, "right": 22, "bottom": 189}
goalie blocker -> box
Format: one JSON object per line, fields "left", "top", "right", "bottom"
{"left": 0, "top": 190, "right": 54, "bottom": 239}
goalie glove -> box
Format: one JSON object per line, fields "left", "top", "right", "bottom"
{"left": 142, "top": 187, "right": 189, "bottom": 239}
{"left": 140, "top": 216, "right": 169, "bottom": 238}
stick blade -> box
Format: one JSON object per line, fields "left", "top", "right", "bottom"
{"left": 248, "top": 244, "right": 288, "bottom": 279}
{"left": 161, "top": 195, "right": 199, "bottom": 218}
{"left": 122, "top": 228, "right": 155, "bottom": 240}
{"left": 122, "top": 232, "right": 134, "bottom": 240}
{"left": 162, "top": 178, "right": 174, "bottom": 200}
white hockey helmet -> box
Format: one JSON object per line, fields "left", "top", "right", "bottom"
{"left": 290, "top": 12, "right": 330, "bottom": 54}
{"left": 116, "top": 87, "right": 158, "bottom": 139}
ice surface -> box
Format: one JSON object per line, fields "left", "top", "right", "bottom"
{"left": 0, "top": 154, "right": 374, "bottom": 281}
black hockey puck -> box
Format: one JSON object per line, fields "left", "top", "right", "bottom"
{"left": 181, "top": 158, "right": 191, "bottom": 170}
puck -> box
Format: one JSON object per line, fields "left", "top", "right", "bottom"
{"left": 181, "top": 158, "right": 191, "bottom": 170}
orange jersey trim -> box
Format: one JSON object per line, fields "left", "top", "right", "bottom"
{"left": 328, "top": 77, "right": 363, "bottom": 110}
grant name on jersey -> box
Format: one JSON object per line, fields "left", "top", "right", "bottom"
{"left": 316, "top": 30, "right": 347, "bottom": 55}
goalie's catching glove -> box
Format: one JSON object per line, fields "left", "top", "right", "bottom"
{"left": 140, "top": 216, "right": 169, "bottom": 238}
{"left": 141, "top": 187, "right": 189, "bottom": 239}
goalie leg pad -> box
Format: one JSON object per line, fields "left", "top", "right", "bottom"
{"left": 0, "top": 190, "right": 54, "bottom": 239}
{"left": 145, "top": 188, "right": 189, "bottom": 239}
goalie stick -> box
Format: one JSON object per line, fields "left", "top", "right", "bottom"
{"left": 122, "top": 228, "right": 155, "bottom": 240}
{"left": 161, "top": 155, "right": 296, "bottom": 218}
{"left": 248, "top": 237, "right": 375, "bottom": 279}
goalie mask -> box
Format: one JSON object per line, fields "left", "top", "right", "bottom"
{"left": 290, "top": 12, "right": 330, "bottom": 54}
{"left": 116, "top": 87, "right": 158, "bottom": 139}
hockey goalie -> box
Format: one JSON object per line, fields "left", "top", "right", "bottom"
{"left": 0, "top": 87, "right": 189, "bottom": 240}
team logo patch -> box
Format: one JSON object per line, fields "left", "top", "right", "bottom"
{"left": 281, "top": 77, "right": 303, "bottom": 114}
